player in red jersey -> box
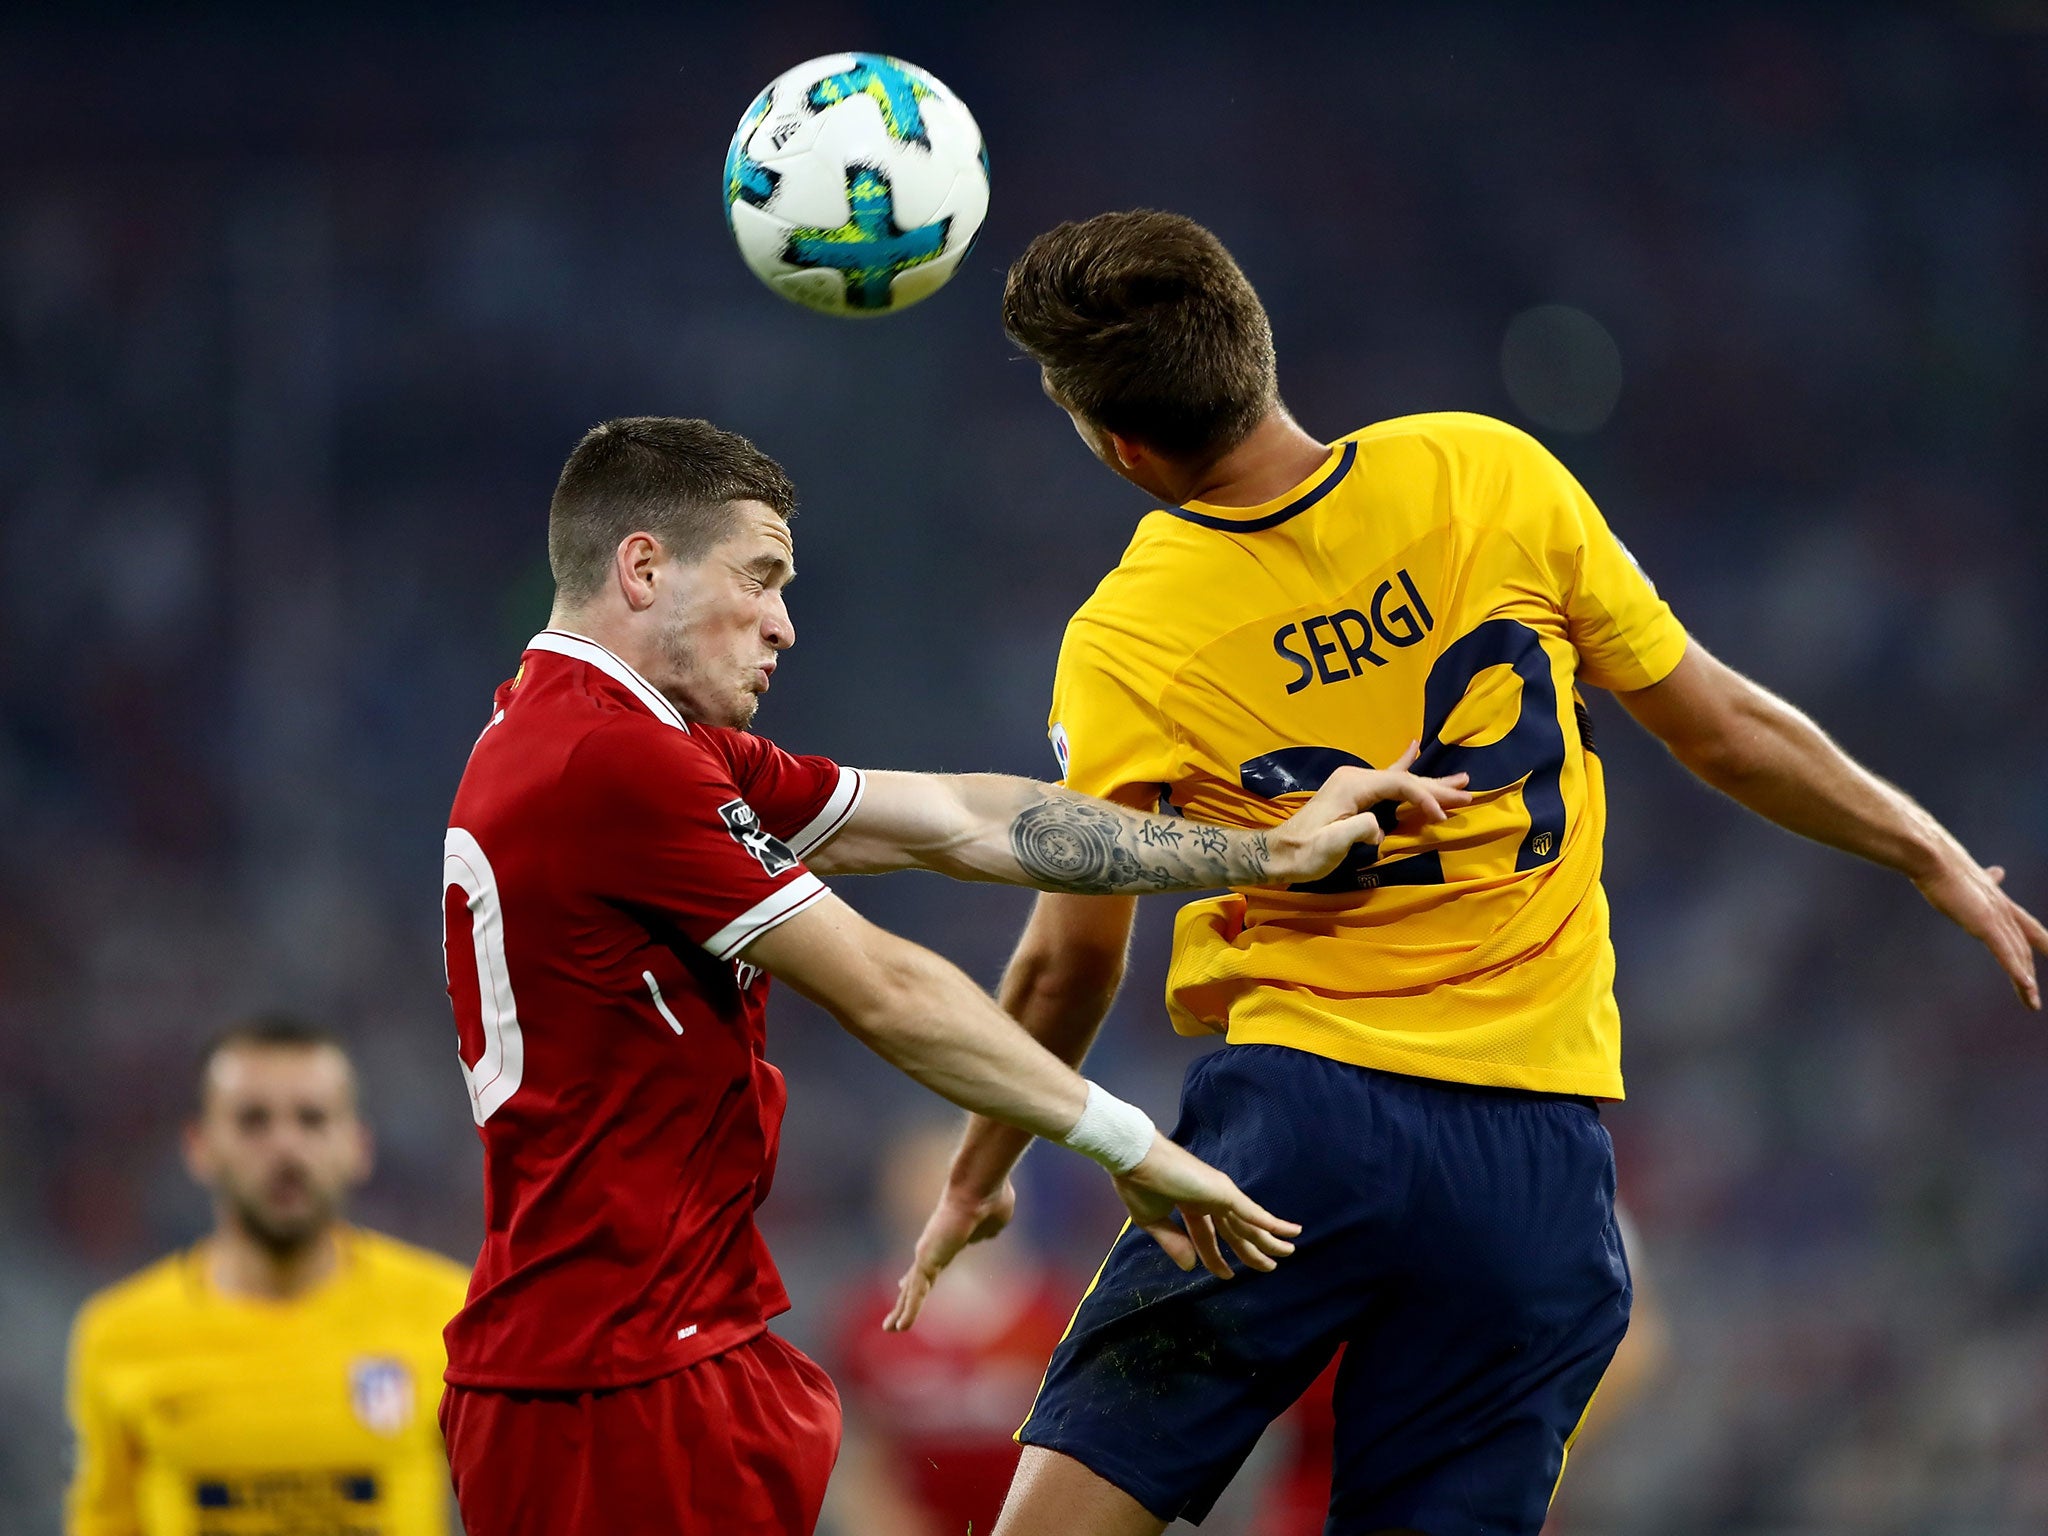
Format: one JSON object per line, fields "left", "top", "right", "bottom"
{"left": 437, "top": 417, "right": 1474, "bottom": 1536}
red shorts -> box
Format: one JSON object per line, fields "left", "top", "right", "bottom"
{"left": 442, "top": 1330, "right": 842, "bottom": 1535}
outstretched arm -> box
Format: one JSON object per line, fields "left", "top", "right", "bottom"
{"left": 742, "top": 892, "right": 1296, "bottom": 1279}
{"left": 887, "top": 891, "right": 1135, "bottom": 1331}
{"left": 809, "top": 755, "right": 1469, "bottom": 894}
{"left": 1616, "top": 641, "right": 2048, "bottom": 1008}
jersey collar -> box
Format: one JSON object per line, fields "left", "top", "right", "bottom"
{"left": 1168, "top": 440, "right": 1357, "bottom": 533}
{"left": 527, "top": 629, "right": 691, "bottom": 733}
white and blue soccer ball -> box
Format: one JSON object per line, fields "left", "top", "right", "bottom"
{"left": 723, "top": 53, "right": 989, "bottom": 317}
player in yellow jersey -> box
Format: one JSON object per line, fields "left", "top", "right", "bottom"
{"left": 884, "top": 211, "right": 2048, "bottom": 1536}
{"left": 66, "top": 1016, "right": 470, "bottom": 1536}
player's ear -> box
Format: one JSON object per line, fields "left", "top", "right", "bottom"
{"left": 181, "top": 1118, "right": 215, "bottom": 1187}
{"left": 614, "top": 532, "right": 663, "bottom": 611}
{"left": 1105, "top": 431, "right": 1146, "bottom": 473}
{"left": 346, "top": 1119, "right": 375, "bottom": 1189}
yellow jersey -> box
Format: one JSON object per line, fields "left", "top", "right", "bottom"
{"left": 1050, "top": 412, "right": 1687, "bottom": 1098}
{"left": 66, "top": 1227, "right": 471, "bottom": 1536}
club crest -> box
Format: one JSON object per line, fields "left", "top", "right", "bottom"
{"left": 349, "top": 1358, "right": 414, "bottom": 1437}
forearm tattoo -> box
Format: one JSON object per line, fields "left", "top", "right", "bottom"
{"left": 1008, "top": 791, "right": 1273, "bottom": 894}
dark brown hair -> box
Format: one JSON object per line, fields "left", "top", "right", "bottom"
{"left": 547, "top": 417, "right": 797, "bottom": 603}
{"left": 1002, "top": 211, "right": 1277, "bottom": 462}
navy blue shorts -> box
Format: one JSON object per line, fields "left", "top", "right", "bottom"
{"left": 1019, "top": 1044, "right": 1630, "bottom": 1534}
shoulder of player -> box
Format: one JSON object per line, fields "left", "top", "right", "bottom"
{"left": 1353, "top": 412, "right": 1577, "bottom": 546}
{"left": 345, "top": 1228, "right": 472, "bottom": 1307}
{"left": 1061, "top": 514, "right": 1221, "bottom": 649}
{"left": 71, "top": 1250, "right": 200, "bottom": 1351}
{"left": 559, "top": 708, "right": 721, "bottom": 794}
{"left": 1350, "top": 411, "right": 1563, "bottom": 480}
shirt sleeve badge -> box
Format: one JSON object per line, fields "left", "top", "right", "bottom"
{"left": 719, "top": 799, "right": 801, "bottom": 877}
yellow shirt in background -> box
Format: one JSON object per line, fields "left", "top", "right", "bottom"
{"left": 1050, "top": 413, "right": 1688, "bottom": 1098}
{"left": 66, "top": 1227, "right": 470, "bottom": 1536}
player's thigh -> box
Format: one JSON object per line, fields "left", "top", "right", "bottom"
{"left": 993, "top": 1447, "right": 1168, "bottom": 1536}
{"left": 661, "top": 1330, "right": 843, "bottom": 1533}
{"left": 1328, "top": 1085, "right": 1630, "bottom": 1536}
{"left": 1016, "top": 1045, "right": 1409, "bottom": 1526}
{"left": 443, "top": 1386, "right": 603, "bottom": 1535}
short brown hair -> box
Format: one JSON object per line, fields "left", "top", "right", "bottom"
{"left": 548, "top": 417, "right": 797, "bottom": 603}
{"left": 197, "top": 1013, "right": 353, "bottom": 1110}
{"left": 1002, "top": 211, "right": 1277, "bottom": 462}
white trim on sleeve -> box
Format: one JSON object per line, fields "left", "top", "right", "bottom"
{"left": 703, "top": 872, "right": 829, "bottom": 961}
{"left": 785, "top": 767, "right": 865, "bottom": 858}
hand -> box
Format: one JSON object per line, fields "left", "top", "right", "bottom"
{"left": 1914, "top": 856, "right": 2048, "bottom": 1010}
{"left": 1265, "top": 744, "right": 1472, "bottom": 887}
{"left": 883, "top": 1176, "right": 1016, "bottom": 1332}
{"left": 1112, "top": 1133, "right": 1301, "bottom": 1279}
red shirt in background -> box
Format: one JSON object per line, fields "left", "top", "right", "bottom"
{"left": 1259, "top": 1351, "right": 1340, "bottom": 1536}
{"left": 834, "top": 1269, "right": 1077, "bottom": 1534}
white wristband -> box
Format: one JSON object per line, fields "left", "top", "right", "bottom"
{"left": 1061, "top": 1081, "right": 1156, "bottom": 1175}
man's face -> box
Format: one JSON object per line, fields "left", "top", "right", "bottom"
{"left": 649, "top": 501, "right": 796, "bottom": 729}
{"left": 185, "top": 1046, "right": 369, "bottom": 1255}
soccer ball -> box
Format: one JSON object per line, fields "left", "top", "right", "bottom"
{"left": 723, "top": 53, "right": 989, "bottom": 317}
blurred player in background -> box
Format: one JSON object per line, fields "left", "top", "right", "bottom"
{"left": 827, "top": 1125, "right": 1078, "bottom": 1536}
{"left": 891, "top": 211, "right": 2048, "bottom": 1536}
{"left": 436, "top": 417, "right": 1464, "bottom": 1536}
{"left": 65, "top": 1016, "right": 470, "bottom": 1536}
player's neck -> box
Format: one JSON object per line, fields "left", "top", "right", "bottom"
{"left": 206, "top": 1222, "right": 343, "bottom": 1302}
{"left": 547, "top": 607, "right": 662, "bottom": 687}
{"left": 1176, "top": 408, "right": 1330, "bottom": 508}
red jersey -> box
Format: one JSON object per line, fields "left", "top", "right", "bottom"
{"left": 440, "top": 630, "right": 863, "bottom": 1391}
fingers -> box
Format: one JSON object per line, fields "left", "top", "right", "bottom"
{"left": 1984, "top": 905, "right": 2039, "bottom": 1011}
{"left": 1933, "top": 864, "right": 2045, "bottom": 1012}
{"left": 1180, "top": 1210, "right": 1233, "bottom": 1280}
{"left": 1223, "top": 1191, "right": 1301, "bottom": 1242}
{"left": 1169, "top": 1203, "right": 1300, "bottom": 1279}
{"left": 1391, "top": 741, "right": 1420, "bottom": 772}
{"left": 1223, "top": 1210, "right": 1297, "bottom": 1261}
{"left": 1376, "top": 770, "right": 1472, "bottom": 826}
{"left": 1978, "top": 868, "right": 2045, "bottom": 1008}
{"left": 1330, "top": 810, "right": 1384, "bottom": 847}
{"left": 884, "top": 1265, "right": 933, "bottom": 1332}
{"left": 1140, "top": 1218, "right": 1200, "bottom": 1273}
{"left": 1999, "top": 924, "right": 2040, "bottom": 1010}
{"left": 2008, "top": 892, "right": 2048, "bottom": 956}
{"left": 1219, "top": 1214, "right": 1289, "bottom": 1273}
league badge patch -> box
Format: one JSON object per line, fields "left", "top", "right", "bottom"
{"left": 718, "top": 799, "right": 800, "bottom": 877}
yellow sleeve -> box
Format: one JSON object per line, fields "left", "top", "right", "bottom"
{"left": 66, "top": 1302, "right": 142, "bottom": 1536}
{"left": 1048, "top": 617, "right": 1182, "bottom": 811}
{"left": 1501, "top": 426, "right": 1688, "bottom": 691}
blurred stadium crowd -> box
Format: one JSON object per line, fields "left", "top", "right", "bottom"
{"left": 3, "top": 5, "right": 2045, "bottom": 1531}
